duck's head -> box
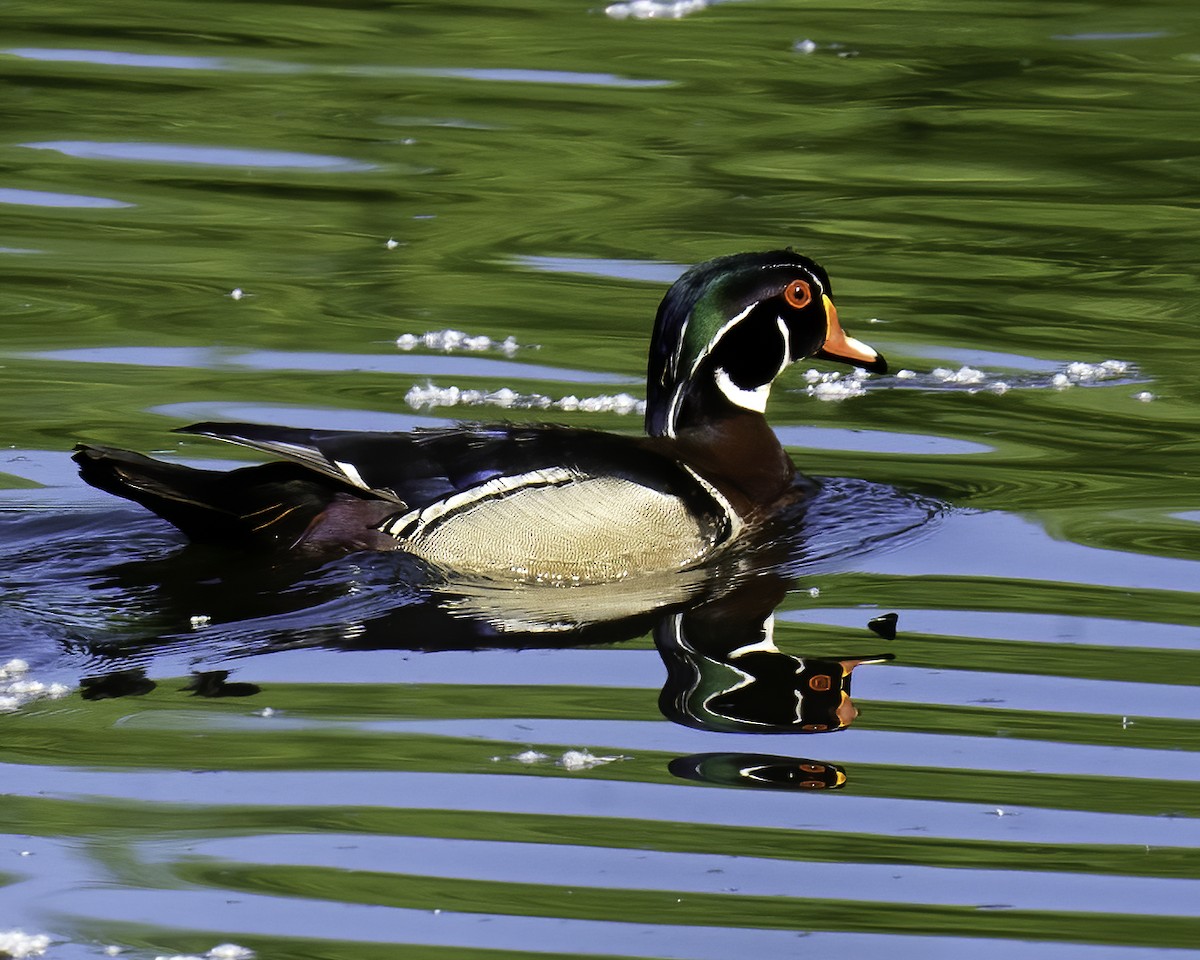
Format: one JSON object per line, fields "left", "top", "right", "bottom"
{"left": 645, "top": 250, "right": 886, "bottom": 438}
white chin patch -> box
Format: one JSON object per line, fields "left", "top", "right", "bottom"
{"left": 715, "top": 367, "right": 771, "bottom": 413}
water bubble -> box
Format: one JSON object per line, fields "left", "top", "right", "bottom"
{"left": 606, "top": 0, "right": 709, "bottom": 19}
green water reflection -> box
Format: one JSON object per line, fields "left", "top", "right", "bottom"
{"left": 2, "top": 0, "right": 1199, "bottom": 957}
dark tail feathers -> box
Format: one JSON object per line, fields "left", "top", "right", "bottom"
{"left": 73, "top": 444, "right": 350, "bottom": 546}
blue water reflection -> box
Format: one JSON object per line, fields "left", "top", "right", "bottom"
{"left": 0, "top": 187, "right": 133, "bottom": 209}
{"left": 20, "top": 141, "right": 376, "bottom": 172}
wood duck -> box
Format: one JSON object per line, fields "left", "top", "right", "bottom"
{"left": 74, "top": 249, "right": 886, "bottom": 583}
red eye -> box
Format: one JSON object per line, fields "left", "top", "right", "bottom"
{"left": 783, "top": 279, "right": 812, "bottom": 309}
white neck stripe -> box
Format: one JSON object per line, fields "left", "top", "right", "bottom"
{"left": 715, "top": 367, "right": 771, "bottom": 413}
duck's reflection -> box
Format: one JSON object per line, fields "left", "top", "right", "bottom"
{"left": 669, "top": 754, "right": 847, "bottom": 791}
{"left": 651, "top": 572, "right": 890, "bottom": 735}
{"left": 58, "top": 476, "right": 937, "bottom": 795}
{"left": 658, "top": 616, "right": 889, "bottom": 736}
{"left": 646, "top": 569, "right": 888, "bottom": 792}
{"left": 75, "top": 540, "right": 895, "bottom": 792}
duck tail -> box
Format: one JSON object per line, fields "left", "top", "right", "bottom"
{"left": 72, "top": 443, "right": 344, "bottom": 546}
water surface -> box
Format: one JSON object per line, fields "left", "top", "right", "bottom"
{"left": 2, "top": 1, "right": 1199, "bottom": 958}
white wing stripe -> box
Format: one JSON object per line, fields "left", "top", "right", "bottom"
{"left": 333, "top": 459, "right": 369, "bottom": 490}
{"left": 680, "top": 464, "right": 743, "bottom": 540}
{"left": 381, "top": 466, "right": 577, "bottom": 539}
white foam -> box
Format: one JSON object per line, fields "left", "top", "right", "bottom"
{"left": 0, "top": 931, "right": 50, "bottom": 959}
{"left": 605, "top": 0, "right": 709, "bottom": 19}
{"left": 152, "top": 945, "right": 254, "bottom": 960}
{"left": 559, "top": 749, "right": 627, "bottom": 770}
{"left": 932, "top": 365, "right": 987, "bottom": 385}
{"left": 798, "top": 367, "right": 874, "bottom": 400}
{"left": 1051, "top": 360, "right": 1134, "bottom": 389}
{"left": 845, "top": 358, "right": 1139, "bottom": 398}
{"left": 792, "top": 38, "right": 860, "bottom": 57}
{"left": 207, "top": 946, "right": 255, "bottom": 960}
{"left": 807, "top": 378, "right": 868, "bottom": 400}
{"left": 1067, "top": 359, "right": 1129, "bottom": 381}
{"left": 405, "top": 382, "right": 646, "bottom": 416}
{"left": 0, "top": 664, "right": 70, "bottom": 713}
{"left": 395, "top": 328, "right": 523, "bottom": 357}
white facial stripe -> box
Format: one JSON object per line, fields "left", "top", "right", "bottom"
{"left": 687, "top": 301, "right": 757, "bottom": 382}
{"left": 664, "top": 389, "right": 683, "bottom": 440}
{"left": 666, "top": 301, "right": 758, "bottom": 436}
{"left": 757, "top": 262, "right": 825, "bottom": 305}
{"left": 668, "top": 322, "right": 686, "bottom": 383}
{"left": 775, "top": 315, "right": 792, "bottom": 371}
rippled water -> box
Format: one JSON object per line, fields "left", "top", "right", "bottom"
{"left": 2, "top": 1, "right": 1199, "bottom": 957}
